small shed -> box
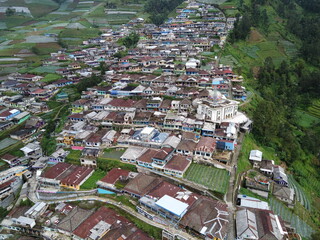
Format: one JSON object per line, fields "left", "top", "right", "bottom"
{"left": 249, "top": 150, "right": 262, "bottom": 162}
{"left": 56, "top": 91, "right": 68, "bottom": 102}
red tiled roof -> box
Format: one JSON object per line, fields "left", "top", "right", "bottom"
{"left": 125, "top": 229, "right": 153, "bottom": 240}
{"left": 180, "top": 197, "right": 228, "bottom": 238}
{"left": 223, "top": 69, "right": 233, "bottom": 74}
{"left": 108, "top": 99, "right": 135, "bottom": 108}
{"left": 73, "top": 99, "right": 90, "bottom": 105}
{"left": 100, "top": 168, "right": 130, "bottom": 185}
{"left": 137, "top": 149, "right": 158, "bottom": 163}
{"left": 0, "top": 109, "right": 13, "bottom": 117}
{"left": 195, "top": 137, "right": 216, "bottom": 153}
{"left": 0, "top": 178, "right": 15, "bottom": 191}
{"left": 0, "top": 153, "right": 17, "bottom": 161}
{"left": 54, "top": 79, "right": 70, "bottom": 84}
{"left": 21, "top": 74, "right": 37, "bottom": 78}
{"left": 86, "top": 134, "right": 103, "bottom": 143}
{"left": 123, "top": 173, "right": 162, "bottom": 197}
{"left": 164, "top": 155, "right": 191, "bottom": 172}
{"left": 68, "top": 113, "right": 84, "bottom": 119}
{"left": 146, "top": 181, "right": 181, "bottom": 200}
{"left": 41, "top": 162, "right": 71, "bottom": 179}
{"left": 146, "top": 179, "right": 198, "bottom": 206}
{"left": 61, "top": 166, "right": 93, "bottom": 186}
{"left": 153, "top": 147, "right": 173, "bottom": 160}
{"left": 31, "top": 89, "right": 46, "bottom": 94}
{"left": 73, "top": 207, "right": 130, "bottom": 239}
{"left": 186, "top": 68, "right": 199, "bottom": 72}
{"left": 104, "top": 111, "right": 117, "bottom": 120}
{"left": 177, "top": 139, "right": 197, "bottom": 152}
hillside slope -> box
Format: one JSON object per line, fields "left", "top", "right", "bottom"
{"left": 220, "top": 0, "right": 320, "bottom": 233}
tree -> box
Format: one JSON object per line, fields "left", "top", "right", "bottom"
{"left": 113, "top": 50, "right": 128, "bottom": 59}
{"left": 5, "top": 7, "right": 15, "bottom": 16}
{"left": 144, "top": 0, "right": 184, "bottom": 25}
{"left": 99, "top": 62, "right": 109, "bottom": 75}
{"left": 261, "top": 9, "right": 269, "bottom": 32}
{"left": 31, "top": 46, "right": 41, "bottom": 55}
{"left": 229, "top": 14, "right": 251, "bottom": 43}
{"left": 0, "top": 207, "right": 8, "bottom": 221}
{"left": 58, "top": 38, "right": 68, "bottom": 49}
{"left": 252, "top": 99, "right": 280, "bottom": 144}
{"left": 311, "top": 231, "right": 320, "bottom": 240}
{"left": 53, "top": 0, "right": 66, "bottom": 4}
{"left": 121, "top": 32, "right": 140, "bottom": 49}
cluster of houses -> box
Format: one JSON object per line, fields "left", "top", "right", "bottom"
{"left": 0, "top": 93, "right": 47, "bottom": 144}
{"left": 0, "top": 166, "right": 28, "bottom": 209}
{"left": 232, "top": 149, "right": 299, "bottom": 240}
{"left": 1, "top": 202, "right": 153, "bottom": 240}
{"left": 246, "top": 150, "right": 295, "bottom": 207}
{"left": 0, "top": 0, "right": 305, "bottom": 239}
{"left": 0, "top": 0, "right": 245, "bottom": 102}
{"left": 98, "top": 169, "right": 230, "bottom": 240}
{"left": 54, "top": 119, "right": 239, "bottom": 177}
{"left": 235, "top": 194, "right": 297, "bottom": 240}
{"left": 38, "top": 162, "right": 94, "bottom": 190}
{"left": 1, "top": 161, "right": 229, "bottom": 239}
{"left": 0, "top": 73, "right": 63, "bottom": 102}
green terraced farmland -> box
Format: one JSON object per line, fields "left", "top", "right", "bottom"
{"left": 270, "top": 197, "right": 314, "bottom": 239}
{"left": 296, "top": 110, "right": 320, "bottom": 128}
{"left": 307, "top": 99, "right": 320, "bottom": 118}
{"left": 184, "top": 163, "right": 230, "bottom": 194}
{"left": 288, "top": 175, "right": 311, "bottom": 211}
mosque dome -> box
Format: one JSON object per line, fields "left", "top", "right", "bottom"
{"left": 208, "top": 89, "right": 222, "bottom": 102}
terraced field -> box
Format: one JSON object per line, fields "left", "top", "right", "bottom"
{"left": 307, "top": 99, "right": 320, "bottom": 118}
{"left": 288, "top": 174, "right": 311, "bottom": 211}
{"left": 184, "top": 163, "right": 230, "bottom": 194}
{"left": 197, "top": 0, "right": 228, "bottom": 4}
{"left": 296, "top": 110, "right": 320, "bottom": 128}
{"left": 270, "top": 197, "right": 314, "bottom": 239}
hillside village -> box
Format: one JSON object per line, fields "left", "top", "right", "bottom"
{"left": 0, "top": 0, "right": 315, "bottom": 240}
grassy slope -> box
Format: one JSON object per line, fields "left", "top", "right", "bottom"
{"left": 80, "top": 169, "right": 105, "bottom": 190}
{"left": 237, "top": 133, "right": 281, "bottom": 174}
{"left": 184, "top": 163, "right": 230, "bottom": 194}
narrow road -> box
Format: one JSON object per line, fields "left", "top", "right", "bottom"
{"left": 83, "top": 2, "right": 104, "bottom": 17}
{"left": 27, "top": 174, "right": 38, "bottom": 203}
{"left": 225, "top": 132, "right": 244, "bottom": 240}
{"left": 53, "top": 104, "right": 67, "bottom": 121}
{"left": 43, "top": 195, "right": 198, "bottom": 240}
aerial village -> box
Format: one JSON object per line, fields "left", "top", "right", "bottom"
{"left": 0, "top": 0, "right": 309, "bottom": 240}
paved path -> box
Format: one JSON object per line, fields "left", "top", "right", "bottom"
{"left": 27, "top": 174, "right": 38, "bottom": 203}
{"left": 225, "top": 132, "right": 244, "bottom": 240}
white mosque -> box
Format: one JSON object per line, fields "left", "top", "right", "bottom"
{"left": 195, "top": 89, "right": 240, "bottom": 123}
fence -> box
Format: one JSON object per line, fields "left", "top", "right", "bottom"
{"left": 37, "top": 189, "right": 97, "bottom": 201}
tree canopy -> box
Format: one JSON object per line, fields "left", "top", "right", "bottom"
{"left": 144, "top": 0, "right": 184, "bottom": 25}
{"left": 5, "top": 8, "right": 16, "bottom": 16}
{"left": 120, "top": 32, "right": 140, "bottom": 49}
